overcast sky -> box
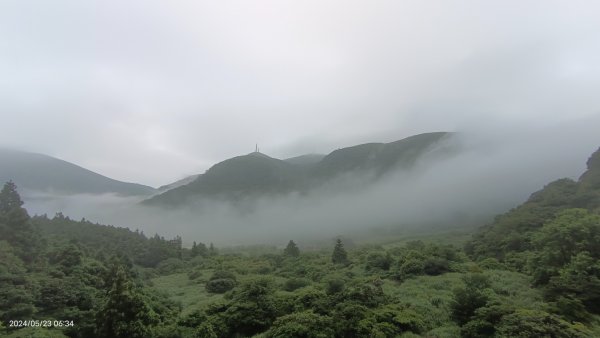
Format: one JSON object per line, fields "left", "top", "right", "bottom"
{"left": 1, "top": 0, "right": 599, "bottom": 187}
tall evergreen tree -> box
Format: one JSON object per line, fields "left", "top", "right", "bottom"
{"left": 0, "top": 181, "right": 39, "bottom": 263}
{"left": 96, "top": 266, "right": 156, "bottom": 338}
{"left": 0, "top": 181, "right": 23, "bottom": 213}
{"left": 283, "top": 240, "right": 300, "bottom": 257}
{"left": 332, "top": 238, "right": 348, "bottom": 264}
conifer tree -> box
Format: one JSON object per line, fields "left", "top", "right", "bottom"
{"left": 332, "top": 238, "right": 348, "bottom": 264}
{"left": 0, "top": 181, "right": 38, "bottom": 263}
{"left": 283, "top": 240, "right": 300, "bottom": 257}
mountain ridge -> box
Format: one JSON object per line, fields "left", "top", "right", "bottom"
{"left": 0, "top": 148, "right": 156, "bottom": 196}
{"left": 144, "top": 132, "right": 455, "bottom": 207}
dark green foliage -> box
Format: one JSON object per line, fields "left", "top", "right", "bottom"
{"left": 48, "top": 243, "right": 83, "bottom": 275}
{"left": 211, "top": 277, "right": 279, "bottom": 336}
{"left": 265, "top": 311, "right": 334, "bottom": 338}
{"left": 496, "top": 309, "right": 589, "bottom": 338}
{"left": 550, "top": 296, "right": 591, "bottom": 323}
{"left": 331, "top": 238, "right": 348, "bottom": 265}
{"left": 0, "top": 181, "right": 40, "bottom": 263}
{"left": 283, "top": 240, "right": 300, "bottom": 257}
{"left": 466, "top": 148, "right": 600, "bottom": 263}
{"left": 324, "top": 276, "right": 346, "bottom": 295}
{"left": 194, "top": 322, "right": 217, "bottom": 338}
{"left": 391, "top": 242, "right": 459, "bottom": 281}
{"left": 451, "top": 273, "right": 491, "bottom": 325}
{"left": 0, "top": 181, "right": 23, "bottom": 213}
{"left": 0, "top": 282, "right": 35, "bottom": 323}
{"left": 0, "top": 183, "right": 39, "bottom": 325}
{"left": 525, "top": 209, "right": 600, "bottom": 316}
{"left": 96, "top": 266, "right": 157, "bottom": 338}
{"left": 342, "top": 281, "right": 386, "bottom": 308}
{"left": 33, "top": 214, "right": 182, "bottom": 268}
{"left": 283, "top": 277, "right": 310, "bottom": 291}
{"left": 206, "top": 278, "right": 236, "bottom": 294}
{"left": 371, "top": 304, "right": 426, "bottom": 335}
{"left": 331, "top": 302, "right": 371, "bottom": 337}
{"left": 465, "top": 178, "right": 580, "bottom": 261}
{"left": 205, "top": 270, "right": 237, "bottom": 294}
{"left": 365, "top": 252, "right": 392, "bottom": 271}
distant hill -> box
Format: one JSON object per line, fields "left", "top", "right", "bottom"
{"left": 312, "top": 132, "right": 451, "bottom": 180}
{"left": 144, "top": 152, "right": 303, "bottom": 206}
{"left": 0, "top": 149, "right": 155, "bottom": 196}
{"left": 144, "top": 132, "right": 455, "bottom": 207}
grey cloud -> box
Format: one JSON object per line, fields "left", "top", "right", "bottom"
{"left": 1, "top": 1, "right": 600, "bottom": 186}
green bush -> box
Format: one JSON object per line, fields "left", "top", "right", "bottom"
{"left": 365, "top": 252, "right": 393, "bottom": 271}
{"left": 283, "top": 278, "right": 310, "bottom": 291}
{"left": 265, "top": 311, "right": 334, "bottom": 338}
{"left": 205, "top": 278, "right": 236, "bottom": 294}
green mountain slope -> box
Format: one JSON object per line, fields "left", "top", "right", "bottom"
{"left": 0, "top": 149, "right": 155, "bottom": 196}
{"left": 312, "top": 132, "right": 452, "bottom": 180}
{"left": 144, "top": 132, "right": 455, "bottom": 207}
{"left": 143, "top": 152, "right": 303, "bottom": 206}
{"left": 465, "top": 147, "right": 600, "bottom": 262}
{"left": 464, "top": 147, "right": 600, "bottom": 323}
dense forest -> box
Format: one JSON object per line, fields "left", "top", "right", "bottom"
{"left": 1, "top": 147, "right": 599, "bottom": 337}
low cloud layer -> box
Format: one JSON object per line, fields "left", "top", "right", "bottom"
{"left": 22, "top": 118, "right": 600, "bottom": 247}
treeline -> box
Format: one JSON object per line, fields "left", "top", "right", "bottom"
{"left": 33, "top": 213, "right": 184, "bottom": 268}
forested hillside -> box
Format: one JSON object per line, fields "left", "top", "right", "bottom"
{"left": 464, "top": 147, "right": 600, "bottom": 327}
{"left": 1, "top": 147, "right": 600, "bottom": 337}
{"left": 144, "top": 132, "right": 454, "bottom": 207}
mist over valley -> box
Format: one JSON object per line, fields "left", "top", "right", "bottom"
{"left": 10, "top": 120, "right": 600, "bottom": 247}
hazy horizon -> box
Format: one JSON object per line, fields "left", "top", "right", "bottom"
{"left": 2, "top": 1, "right": 600, "bottom": 186}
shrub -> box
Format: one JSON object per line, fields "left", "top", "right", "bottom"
{"left": 205, "top": 279, "right": 236, "bottom": 294}
{"left": 205, "top": 270, "right": 237, "bottom": 293}
{"left": 365, "top": 252, "right": 393, "bottom": 271}
{"left": 265, "top": 311, "right": 333, "bottom": 338}
{"left": 283, "top": 278, "right": 310, "bottom": 291}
